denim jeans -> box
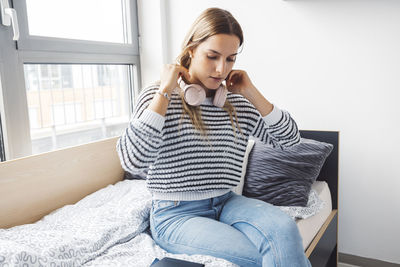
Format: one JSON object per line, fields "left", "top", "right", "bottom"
{"left": 150, "top": 191, "right": 311, "bottom": 267}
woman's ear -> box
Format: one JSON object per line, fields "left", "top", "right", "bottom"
{"left": 188, "top": 47, "right": 196, "bottom": 59}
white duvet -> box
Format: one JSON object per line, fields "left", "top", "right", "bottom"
{"left": 0, "top": 180, "right": 236, "bottom": 267}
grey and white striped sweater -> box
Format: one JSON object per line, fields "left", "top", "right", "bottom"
{"left": 117, "top": 85, "right": 300, "bottom": 201}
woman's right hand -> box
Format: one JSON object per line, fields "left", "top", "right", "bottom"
{"left": 159, "top": 64, "right": 191, "bottom": 95}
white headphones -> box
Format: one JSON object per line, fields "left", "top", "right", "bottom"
{"left": 178, "top": 77, "right": 227, "bottom": 108}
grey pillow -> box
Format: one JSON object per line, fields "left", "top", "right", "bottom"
{"left": 243, "top": 138, "right": 333, "bottom": 207}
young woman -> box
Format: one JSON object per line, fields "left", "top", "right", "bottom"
{"left": 117, "top": 7, "right": 311, "bottom": 267}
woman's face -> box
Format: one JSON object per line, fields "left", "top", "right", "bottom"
{"left": 188, "top": 34, "right": 240, "bottom": 91}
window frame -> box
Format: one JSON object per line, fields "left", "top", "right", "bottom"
{"left": 0, "top": 0, "right": 141, "bottom": 160}
{"left": 0, "top": 111, "right": 5, "bottom": 162}
{"left": 14, "top": 0, "right": 139, "bottom": 55}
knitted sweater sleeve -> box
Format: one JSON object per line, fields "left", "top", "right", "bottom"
{"left": 249, "top": 104, "right": 301, "bottom": 149}
{"left": 116, "top": 86, "right": 164, "bottom": 173}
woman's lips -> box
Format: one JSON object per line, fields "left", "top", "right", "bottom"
{"left": 210, "top": 77, "right": 223, "bottom": 82}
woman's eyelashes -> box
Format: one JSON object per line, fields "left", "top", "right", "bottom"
{"left": 207, "top": 55, "right": 236, "bottom": 62}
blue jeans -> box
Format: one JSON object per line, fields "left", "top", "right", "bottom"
{"left": 150, "top": 191, "right": 311, "bottom": 267}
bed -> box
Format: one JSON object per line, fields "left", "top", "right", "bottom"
{"left": 0, "top": 130, "right": 339, "bottom": 267}
{"left": 299, "top": 130, "right": 339, "bottom": 267}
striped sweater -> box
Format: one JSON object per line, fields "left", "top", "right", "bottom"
{"left": 117, "top": 85, "right": 300, "bottom": 201}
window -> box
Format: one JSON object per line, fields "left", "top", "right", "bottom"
{"left": 26, "top": 0, "right": 132, "bottom": 44}
{"left": 0, "top": 114, "right": 5, "bottom": 162}
{"left": 0, "top": 0, "right": 141, "bottom": 160}
{"left": 0, "top": 77, "right": 5, "bottom": 162}
{"left": 24, "top": 64, "right": 130, "bottom": 154}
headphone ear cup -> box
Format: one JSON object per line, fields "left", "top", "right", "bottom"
{"left": 178, "top": 78, "right": 206, "bottom": 106}
{"left": 213, "top": 85, "right": 227, "bottom": 108}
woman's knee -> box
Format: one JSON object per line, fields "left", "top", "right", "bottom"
{"left": 226, "top": 199, "right": 301, "bottom": 244}
{"left": 254, "top": 202, "right": 299, "bottom": 238}
{"left": 225, "top": 196, "right": 298, "bottom": 234}
{"left": 275, "top": 213, "right": 300, "bottom": 238}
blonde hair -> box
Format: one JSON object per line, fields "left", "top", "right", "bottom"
{"left": 176, "top": 8, "right": 244, "bottom": 140}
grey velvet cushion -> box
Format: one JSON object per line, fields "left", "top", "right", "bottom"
{"left": 243, "top": 138, "right": 333, "bottom": 207}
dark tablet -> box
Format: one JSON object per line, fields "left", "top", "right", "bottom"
{"left": 150, "top": 257, "right": 205, "bottom": 267}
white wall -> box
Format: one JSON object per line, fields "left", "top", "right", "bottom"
{"left": 138, "top": 0, "right": 400, "bottom": 263}
{"left": 136, "top": 0, "right": 164, "bottom": 88}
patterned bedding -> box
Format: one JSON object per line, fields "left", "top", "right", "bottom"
{"left": 0, "top": 180, "right": 236, "bottom": 267}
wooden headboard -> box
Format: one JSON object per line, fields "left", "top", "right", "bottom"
{"left": 0, "top": 137, "right": 124, "bottom": 229}
{"left": 300, "top": 130, "right": 339, "bottom": 210}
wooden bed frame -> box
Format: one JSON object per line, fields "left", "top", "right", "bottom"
{"left": 301, "top": 130, "right": 339, "bottom": 267}
{"left": 0, "top": 130, "right": 339, "bottom": 267}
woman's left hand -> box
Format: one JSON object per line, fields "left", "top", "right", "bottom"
{"left": 225, "top": 70, "right": 256, "bottom": 97}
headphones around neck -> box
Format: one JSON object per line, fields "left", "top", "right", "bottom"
{"left": 178, "top": 77, "right": 228, "bottom": 108}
